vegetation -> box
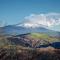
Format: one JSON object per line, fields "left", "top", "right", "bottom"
{"left": 0, "top": 45, "right": 60, "bottom": 60}
{"left": 0, "top": 33, "right": 60, "bottom": 60}
{"left": 30, "top": 33, "right": 60, "bottom": 42}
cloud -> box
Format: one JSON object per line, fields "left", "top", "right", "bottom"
{"left": 17, "top": 13, "right": 60, "bottom": 31}
{"left": 23, "top": 13, "right": 60, "bottom": 28}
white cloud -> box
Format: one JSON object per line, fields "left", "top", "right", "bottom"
{"left": 18, "top": 13, "right": 60, "bottom": 31}
{"left": 22, "top": 13, "right": 60, "bottom": 28}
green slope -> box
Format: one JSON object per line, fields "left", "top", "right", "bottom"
{"left": 29, "top": 33, "right": 60, "bottom": 43}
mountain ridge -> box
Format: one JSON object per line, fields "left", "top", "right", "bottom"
{"left": 0, "top": 25, "right": 60, "bottom": 37}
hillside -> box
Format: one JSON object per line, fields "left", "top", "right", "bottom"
{"left": 0, "top": 45, "right": 60, "bottom": 60}
{"left": 0, "top": 32, "right": 60, "bottom": 60}
{"left": 6, "top": 33, "right": 60, "bottom": 48}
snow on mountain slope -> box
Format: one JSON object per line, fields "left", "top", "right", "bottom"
{"left": 16, "top": 13, "right": 60, "bottom": 32}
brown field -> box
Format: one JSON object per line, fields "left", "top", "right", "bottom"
{"left": 0, "top": 46, "right": 60, "bottom": 60}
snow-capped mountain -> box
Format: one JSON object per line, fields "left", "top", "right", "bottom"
{"left": 0, "top": 13, "right": 60, "bottom": 36}
{"left": 17, "top": 22, "right": 48, "bottom": 28}
{"left": 21, "top": 13, "right": 60, "bottom": 32}
{"left": 0, "top": 23, "right": 60, "bottom": 37}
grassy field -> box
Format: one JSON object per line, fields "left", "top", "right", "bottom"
{"left": 30, "top": 33, "right": 60, "bottom": 42}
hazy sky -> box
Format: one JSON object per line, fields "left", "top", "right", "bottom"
{"left": 0, "top": 0, "right": 60, "bottom": 25}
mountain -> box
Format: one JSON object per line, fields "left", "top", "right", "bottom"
{"left": 6, "top": 33, "right": 60, "bottom": 48}
{"left": 0, "top": 24, "right": 60, "bottom": 37}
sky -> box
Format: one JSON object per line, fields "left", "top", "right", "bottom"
{"left": 0, "top": 0, "right": 60, "bottom": 31}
